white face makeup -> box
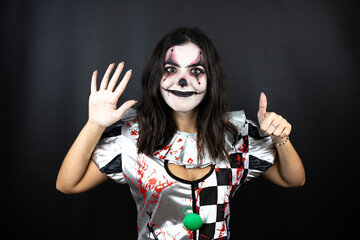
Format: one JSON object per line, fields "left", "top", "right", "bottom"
{"left": 160, "top": 42, "right": 207, "bottom": 113}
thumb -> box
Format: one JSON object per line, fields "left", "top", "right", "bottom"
{"left": 115, "top": 100, "right": 138, "bottom": 120}
{"left": 257, "top": 92, "right": 267, "bottom": 120}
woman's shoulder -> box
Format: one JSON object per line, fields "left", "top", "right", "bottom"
{"left": 121, "top": 108, "right": 138, "bottom": 122}
{"left": 227, "top": 110, "right": 269, "bottom": 139}
{"left": 227, "top": 110, "right": 246, "bottom": 129}
{"left": 119, "top": 108, "right": 140, "bottom": 141}
{"left": 97, "top": 108, "right": 139, "bottom": 144}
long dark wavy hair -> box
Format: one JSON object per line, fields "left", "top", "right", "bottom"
{"left": 137, "top": 27, "right": 238, "bottom": 161}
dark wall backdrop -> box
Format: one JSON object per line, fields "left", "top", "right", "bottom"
{"left": 2, "top": 0, "right": 359, "bottom": 239}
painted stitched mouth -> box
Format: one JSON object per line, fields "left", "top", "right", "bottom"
{"left": 167, "top": 89, "right": 198, "bottom": 97}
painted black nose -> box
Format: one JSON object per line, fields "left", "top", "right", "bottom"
{"left": 179, "top": 78, "right": 188, "bottom": 87}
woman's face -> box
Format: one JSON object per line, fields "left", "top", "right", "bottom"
{"left": 160, "top": 42, "right": 207, "bottom": 113}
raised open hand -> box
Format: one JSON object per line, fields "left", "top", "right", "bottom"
{"left": 257, "top": 92, "right": 291, "bottom": 144}
{"left": 88, "top": 62, "right": 137, "bottom": 128}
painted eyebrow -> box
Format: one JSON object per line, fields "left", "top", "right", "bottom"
{"left": 164, "top": 60, "right": 205, "bottom": 69}
{"left": 164, "top": 58, "right": 179, "bottom": 67}
{"left": 187, "top": 53, "right": 205, "bottom": 69}
{"left": 187, "top": 62, "right": 205, "bottom": 69}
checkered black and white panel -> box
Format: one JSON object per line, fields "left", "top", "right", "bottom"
{"left": 194, "top": 120, "right": 276, "bottom": 239}
{"left": 196, "top": 168, "right": 231, "bottom": 239}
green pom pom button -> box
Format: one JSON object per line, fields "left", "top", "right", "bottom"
{"left": 183, "top": 213, "right": 203, "bottom": 231}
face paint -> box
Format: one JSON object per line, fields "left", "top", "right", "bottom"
{"left": 188, "top": 53, "right": 205, "bottom": 84}
{"left": 163, "top": 48, "right": 177, "bottom": 82}
{"left": 165, "top": 48, "right": 178, "bottom": 66}
{"left": 160, "top": 42, "right": 207, "bottom": 113}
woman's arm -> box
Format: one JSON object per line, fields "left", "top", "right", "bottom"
{"left": 257, "top": 93, "right": 305, "bottom": 188}
{"left": 56, "top": 122, "right": 108, "bottom": 194}
{"left": 56, "top": 62, "right": 136, "bottom": 194}
{"left": 262, "top": 139, "right": 305, "bottom": 188}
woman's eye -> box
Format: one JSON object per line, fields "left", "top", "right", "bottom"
{"left": 190, "top": 68, "right": 204, "bottom": 77}
{"left": 165, "top": 67, "right": 176, "bottom": 73}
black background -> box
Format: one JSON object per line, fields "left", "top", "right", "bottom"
{"left": 2, "top": 0, "right": 359, "bottom": 239}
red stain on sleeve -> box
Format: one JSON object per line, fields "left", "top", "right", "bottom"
{"left": 164, "top": 144, "right": 172, "bottom": 150}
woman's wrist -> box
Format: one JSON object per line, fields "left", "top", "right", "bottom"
{"left": 271, "top": 136, "right": 290, "bottom": 146}
{"left": 86, "top": 120, "right": 107, "bottom": 134}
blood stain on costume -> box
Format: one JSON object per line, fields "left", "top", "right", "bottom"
{"left": 136, "top": 155, "right": 177, "bottom": 207}
{"left": 137, "top": 157, "right": 149, "bottom": 201}
{"left": 183, "top": 226, "right": 194, "bottom": 239}
{"left": 232, "top": 136, "right": 248, "bottom": 185}
{"left": 216, "top": 221, "right": 227, "bottom": 238}
{"left": 234, "top": 155, "right": 246, "bottom": 192}
{"left": 164, "top": 144, "right": 172, "bottom": 151}
{"left": 172, "top": 232, "right": 181, "bottom": 240}
{"left": 123, "top": 173, "right": 136, "bottom": 187}
{"left": 148, "top": 177, "right": 157, "bottom": 186}
{"left": 151, "top": 176, "right": 176, "bottom": 200}
{"left": 194, "top": 181, "right": 205, "bottom": 213}
{"left": 237, "top": 136, "right": 248, "bottom": 152}
{"left": 199, "top": 234, "right": 210, "bottom": 239}
{"left": 169, "top": 150, "right": 178, "bottom": 155}
{"left": 235, "top": 154, "right": 242, "bottom": 164}
{"left": 146, "top": 211, "right": 165, "bottom": 239}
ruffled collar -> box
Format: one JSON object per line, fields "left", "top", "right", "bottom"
{"left": 152, "top": 131, "right": 214, "bottom": 168}
{"left": 121, "top": 108, "right": 246, "bottom": 169}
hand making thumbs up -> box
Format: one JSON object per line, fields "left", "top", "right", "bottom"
{"left": 257, "top": 92, "right": 291, "bottom": 144}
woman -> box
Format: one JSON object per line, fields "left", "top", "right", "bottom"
{"left": 56, "top": 27, "right": 305, "bottom": 239}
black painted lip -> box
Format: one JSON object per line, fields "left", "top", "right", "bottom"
{"left": 166, "top": 89, "right": 198, "bottom": 97}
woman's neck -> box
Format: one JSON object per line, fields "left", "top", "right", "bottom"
{"left": 172, "top": 110, "right": 198, "bottom": 133}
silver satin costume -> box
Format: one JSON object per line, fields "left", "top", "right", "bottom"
{"left": 92, "top": 109, "right": 276, "bottom": 240}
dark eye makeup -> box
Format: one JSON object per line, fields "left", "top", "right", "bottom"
{"left": 165, "top": 66, "right": 177, "bottom": 74}
{"left": 190, "top": 68, "right": 204, "bottom": 78}
{"left": 164, "top": 66, "right": 205, "bottom": 80}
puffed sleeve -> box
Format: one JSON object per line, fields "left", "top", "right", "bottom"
{"left": 245, "top": 119, "right": 277, "bottom": 181}
{"left": 91, "top": 125, "right": 126, "bottom": 184}
{"left": 227, "top": 111, "right": 277, "bottom": 182}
